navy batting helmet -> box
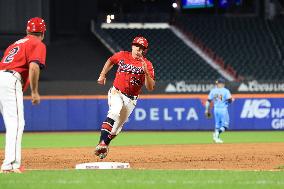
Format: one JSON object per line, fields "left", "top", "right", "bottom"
{"left": 215, "top": 78, "right": 225, "bottom": 84}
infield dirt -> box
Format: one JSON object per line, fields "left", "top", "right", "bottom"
{"left": 1, "top": 143, "right": 284, "bottom": 170}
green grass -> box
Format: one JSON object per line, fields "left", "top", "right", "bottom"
{"left": 0, "top": 131, "right": 284, "bottom": 148}
{"left": 0, "top": 170, "right": 284, "bottom": 189}
{"left": 0, "top": 131, "right": 284, "bottom": 189}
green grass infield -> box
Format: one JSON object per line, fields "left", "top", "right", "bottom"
{"left": 0, "top": 131, "right": 283, "bottom": 148}
{"left": 0, "top": 169, "right": 283, "bottom": 189}
{"left": 0, "top": 131, "right": 283, "bottom": 189}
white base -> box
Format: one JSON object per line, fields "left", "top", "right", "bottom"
{"left": 75, "top": 162, "right": 130, "bottom": 170}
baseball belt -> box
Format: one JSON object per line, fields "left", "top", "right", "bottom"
{"left": 1, "top": 70, "right": 22, "bottom": 83}
{"left": 114, "top": 87, "right": 138, "bottom": 100}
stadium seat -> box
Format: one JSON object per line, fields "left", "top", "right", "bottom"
{"left": 100, "top": 28, "right": 221, "bottom": 82}
{"left": 174, "top": 15, "right": 284, "bottom": 81}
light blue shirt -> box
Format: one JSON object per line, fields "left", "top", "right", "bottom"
{"left": 208, "top": 87, "right": 232, "bottom": 109}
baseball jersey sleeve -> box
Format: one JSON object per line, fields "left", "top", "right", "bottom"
{"left": 27, "top": 42, "right": 46, "bottom": 69}
{"left": 226, "top": 89, "right": 232, "bottom": 100}
{"left": 208, "top": 90, "right": 214, "bottom": 100}
{"left": 109, "top": 51, "right": 125, "bottom": 64}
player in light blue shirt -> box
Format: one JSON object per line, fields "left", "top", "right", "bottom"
{"left": 205, "top": 78, "right": 233, "bottom": 143}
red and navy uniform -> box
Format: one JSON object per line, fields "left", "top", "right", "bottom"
{"left": 0, "top": 35, "right": 46, "bottom": 91}
{"left": 110, "top": 51, "right": 155, "bottom": 96}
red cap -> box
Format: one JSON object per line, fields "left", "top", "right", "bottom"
{"left": 132, "top": 36, "right": 148, "bottom": 49}
{"left": 27, "top": 17, "right": 46, "bottom": 33}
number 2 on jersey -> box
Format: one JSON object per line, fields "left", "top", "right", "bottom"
{"left": 3, "top": 46, "right": 20, "bottom": 63}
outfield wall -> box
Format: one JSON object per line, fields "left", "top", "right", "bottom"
{"left": 0, "top": 94, "right": 284, "bottom": 131}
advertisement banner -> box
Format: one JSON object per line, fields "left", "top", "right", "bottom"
{"left": 35, "top": 80, "right": 284, "bottom": 95}
{"left": 0, "top": 96, "right": 284, "bottom": 131}
{"left": 234, "top": 98, "right": 284, "bottom": 130}
{"left": 162, "top": 81, "right": 284, "bottom": 94}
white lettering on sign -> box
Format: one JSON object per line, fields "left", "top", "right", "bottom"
{"left": 134, "top": 108, "right": 199, "bottom": 121}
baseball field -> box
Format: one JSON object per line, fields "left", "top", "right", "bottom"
{"left": 0, "top": 131, "right": 284, "bottom": 189}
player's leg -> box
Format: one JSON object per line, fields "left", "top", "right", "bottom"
{"left": 98, "top": 104, "right": 130, "bottom": 147}
{"left": 0, "top": 76, "right": 24, "bottom": 171}
{"left": 96, "top": 97, "right": 136, "bottom": 158}
{"left": 0, "top": 74, "right": 6, "bottom": 171}
{"left": 214, "top": 109, "right": 229, "bottom": 143}
{"left": 101, "top": 90, "right": 123, "bottom": 144}
{"left": 99, "top": 87, "right": 123, "bottom": 144}
{"left": 13, "top": 80, "right": 24, "bottom": 170}
{"left": 111, "top": 95, "right": 137, "bottom": 136}
{"left": 95, "top": 92, "right": 136, "bottom": 159}
{"left": 95, "top": 87, "right": 123, "bottom": 158}
{"left": 213, "top": 110, "right": 223, "bottom": 143}
{"left": 218, "top": 110, "right": 229, "bottom": 138}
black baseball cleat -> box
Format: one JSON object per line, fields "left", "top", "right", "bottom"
{"left": 95, "top": 141, "right": 109, "bottom": 159}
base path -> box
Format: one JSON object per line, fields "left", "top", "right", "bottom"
{"left": 1, "top": 143, "right": 284, "bottom": 170}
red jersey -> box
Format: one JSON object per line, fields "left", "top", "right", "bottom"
{"left": 110, "top": 51, "right": 155, "bottom": 96}
{"left": 0, "top": 35, "right": 46, "bottom": 90}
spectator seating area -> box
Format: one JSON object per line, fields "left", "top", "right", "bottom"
{"left": 40, "top": 35, "right": 112, "bottom": 81}
{"left": 101, "top": 28, "right": 221, "bottom": 82}
{"left": 97, "top": 13, "right": 171, "bottom": 23}
{"left": 2, "top": 15, "right": 283, "bottom": 83}
{"left": 174, "top": 15, "right": 284, "bottom": 81}
{"left": 268, "top": 16, "right": 284, "bottom": 61}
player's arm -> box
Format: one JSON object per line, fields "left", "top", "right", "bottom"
{"left": 97, "top": 58, "right": 114, "bottom": 85}
{"left": 141, "top": 59, "right": 155, "bottom": 91}
{"left": 144, "top": 71, "right": 155, "bottom": 91}
{"left": 225, "top": 90, "right": 234, "bottom": 104}
{"left": 205, "top": 90, "right": 213, "bottom": 112}
{"left": 205, "top": 99, "right": 212, "bottom": 112}
{"left": 205, "top": 90, "right": 213, "bottom": 118}
{"left": 29, "top": 62, "right": 41, "bottom": 105}
{"left": 204, "top": 99, "right": 212, "bottom": 118}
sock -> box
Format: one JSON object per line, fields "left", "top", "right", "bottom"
{"left": 215, "top": 127, "right": 226, "bottom": 139}
{"left": 99, "top": 117, "right": 115, "bottom": 145}
{"left": 104, "top": 134, "right": 116, "bottom": 145}
{"left": 214, "top": 129, "right": 220, "bottom": 138}
{"left": 218, "top": 127, "right": 226, "bottom": 134}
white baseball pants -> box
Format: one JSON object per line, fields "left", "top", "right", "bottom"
{"left": 0, "top": 70, "right": 24, "bottom": 170}
{"left": 107, "top": 87, "right": 137, "bottom": 135}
